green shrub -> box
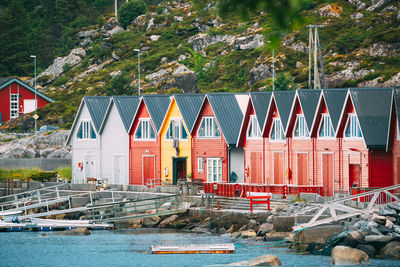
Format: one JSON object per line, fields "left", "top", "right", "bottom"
{"left": 118, "top": 0, "right": 147, "bottom": 29}
{"left": 29, "top": 171, "right": 58, "bottom": 182}
{"left": 0, "top": 168, "right": 41, "bottom": 180}
{"left": 56, "top": 167, "right": 72, "bottom": 181}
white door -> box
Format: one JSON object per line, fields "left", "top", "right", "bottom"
{"left": 84, "top": 155, "right": 95, "bottom": 181}
{"left": 24, "top": 99, "right": 36, "bottom": 114}
{"left": 113, "top": 155, "right": 125, "bottom": 185}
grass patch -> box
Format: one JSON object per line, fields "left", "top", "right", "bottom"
{"left": 0, "top": 168, "right": 41, "bottom": 180}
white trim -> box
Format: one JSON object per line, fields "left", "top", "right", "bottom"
{"left": 261, "top": 95, "right": 275, "bottom": 137}
{"left": 197, "top": 116, "right": 222, "bottom": 139}
{"left": 296, "top": 152, "right": 309, "bottom": 186}
{"left": 247, "top": 115, "right": 262, "bottom": 140}
{"left": 269, "top": 118, "right": 286, "bottom": 143}
{"left": 198, "top": 157, "right": 204, "bottom": 173}
{"left": 317, "top": 114, "right": 335, "bottom": 139}
{"left": 134, "top": 118, "right": 157, "bottom": 141}
{"left": 343, "top": 113, "right": 363, "bottom": 139}
{"left": 10, "top": 93, "right": 19, "bottom": 119}
{"left": 207, "top": 157, "right": 222, "bottom": 183}
{"left": 165, "top": 117, "right": 189, "bottom": 141}
{"left": 293, "top": 114, "right": 310, "bottom": 139}
{"left": 310, "top": 91, "right": 324, "bottom": 135}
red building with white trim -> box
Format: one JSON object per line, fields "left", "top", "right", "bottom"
{"left": 0, "top": 78, "right": 54, "bottom": 124}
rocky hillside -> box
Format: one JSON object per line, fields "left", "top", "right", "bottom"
{"left": 1, "top": 0, "right": 399, "bottom": 132}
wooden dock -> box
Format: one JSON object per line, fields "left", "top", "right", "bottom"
{"left": 151, "top": 244, "right": 235, "bottom": 254}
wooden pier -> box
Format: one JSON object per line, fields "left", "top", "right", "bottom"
{"left": 151, "top": 244, "right": 235, "bottom": 254}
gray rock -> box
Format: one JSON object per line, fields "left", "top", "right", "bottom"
{"left": 387, "top": 202, "right": 400, "bottom": 212}
{"left": 112, "top": 51, "right": 120, "bottom": 61}
{"left": 142, "top": 216, "right": 161, "bottom": 227}
{"left": 366, "top": 0, "right": 392, "bottom": 12}
{"left": 149, "top": 35, "right": 160, "bottom": 42}
{"left": 319, "top": 4, "right": 342, "bottom": 18}
{"left": 257, "top": 223, "right": 273, "bottom": 236}
{"left": 55, "top": 227, "right": 90, "bottom": 236}
{"left": 219, "top": 227, "right": 227, "bottom": 235}
{"left": 24, "top": 148, "right": 36, "bottom": 158}
{"left": 34, "top": 48, "right": 86, "bottom": 85}
{"left": 380, "top": 241, "right": 400, "bottom": 259}
{"left": 250, "top": 64, "right": 272, "bottom": 85}
{"left": 359, "top": 42, "right": 400, "bottom": 57}
{"left": 365, "top": 235, "right": 393, "bottom": 243}
{"left": 188, "top": 33, "right": 234, "bottom": 51}
{"left": 348, "top": 0, "right": 366, "bottom": 10}
{"left": 233, "top": 34, "right": 265, "bottom": 50}
{"left": 146, "top": 18, "right": 154, "bottom": 31}
{"left": 330, "top": 246, "right": 369, "bottom": 265}
{"left": 345, "top": 231, "right": 365, "bottom": 246}
{"left": 379, "top": 207, "right": 397, "bottom": 218}
{"left": 367, "top": 221, "right": 382, "bottom": 235}
{"left": 326, "top": 61, "right": 374, "bottom": 87}
{"left": 354, "top": 220, "right": 368, "bottom": 232}
{"left": 76, "top": 30, "right": 97, "bottom": 39}
{"left": 228, "top": 254, "right": 281, "bottom": 266}
{"left": 79, "top": 37, "right": 92, "bottom": 47}
{"left": 101, "top": 17, "right": 123, "bottom": 37}
{"left": 397, "top": 11, "right": 400, "bottom": 21}
{"left": 109, "top": 70, "right": 122, "bottom": 78}
{"left": 159, "top": 214, "right": 179, "bottom": 227}
{"left": 381, "top": 5, "right": 397, "bottom": 13}
{"left": 350, "top": 12, "right": 364, "bottom": 19}
{"left": 356, "top": 244, "right": 376, "bottom": 258}
{"left": 174, "top": 16, "right": 183, "bottom": 22}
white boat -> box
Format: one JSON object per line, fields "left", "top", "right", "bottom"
{"left": 0, "top": 210, "right": 22, "bottom": 222}
{"left": 30, "top": 218, "right": 113, "bottom": 230}
{"left": 151, "top": 244, "right": 235, "bottom": 254}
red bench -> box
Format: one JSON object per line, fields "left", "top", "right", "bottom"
{"left": 246, "top": 192, "right": 271, "bottom": 212}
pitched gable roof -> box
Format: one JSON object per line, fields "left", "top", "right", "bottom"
{"left": 143, "top": 95, "right": 171, "bottom": 132}
{"left": 100, "top": 96, "right": 140, "bottom": 133}
{"left": 296, "top": 89, "right": 321, "bottom": 131}
{"left": 174, "top": 94, "right": 205, "bottom": 133}
{"left": 207, "top": 93, "right": 243, "bottom": 146}
{"left": 273, "top": 91, "right": 295, "bottom": 131}
{"left": 393, "top": 88, "right": 400, "bottom": 128}
{"left": 250, "top": 92, "right": 272, "bottom": 130}
{"left": 349, "top": 88, "right": 393, "bottom": 149}
{"left": 84, "top": 96, "right": 111, "bottom": 132}
{"left": 0, "top": 77, "right": 54, "bottom": 103}
{"left": 323, "top": 89, "right": 348, "bottom": 130}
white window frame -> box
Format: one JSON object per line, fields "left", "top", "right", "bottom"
{"left": 247, "top": 115, "right": 262, "bottom": 139}
{"left": 198, "top": 157, "right": 204, "bottom": 173}
{"left": 344, "top": 114, "right": 362, "bottom": 139}
{"left": 10, "top": 94, "right": 19, "bottom": 119}
{"left": 269, "top": 118, "right": 285, "bottom": 142}
{"left": 207, "top": 157, "right": 222, "bottom": 182}
{"left": 165, "top": 118, "right": 188, "bottom": 141}
{"left": 293, "top": 114, "right": 310, "bottom": 139}
{"left": 397, "top": 120, "right": 400, "bottom": 140}
{"left": 76, "top": 120, "right": 96, "bottom": 140}
{"left": 318, "top": 114, "right": 335, "bottom": 139}
{"left": 134, "top": 119, "right": 156, "bottom": 141}
{"left": 197, "top": 116, "right": 221, "bottom": 139}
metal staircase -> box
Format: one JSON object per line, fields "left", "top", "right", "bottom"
{"left": 293, "top": 184, "right": 400, "bottom": 231}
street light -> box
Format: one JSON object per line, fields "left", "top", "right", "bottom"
{"left": 30, "top": 55, "right": 37, "bottom": 133}
{"left": 134, "top": 49, "right": 141, "bottom": 96}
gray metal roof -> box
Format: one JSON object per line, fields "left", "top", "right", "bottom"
{"left": 174, "top": 94, "right": 205, "bottom": 133}
{"left": 350, "top": 88, "right": 393, "bottom": 149}
{"left": 394, "top": 88, "right": 400, "bottom": 128}
{"left": 250, "top": 92, "right": 272, "bottom": 130}
{"left": 207, "top": 93, "right": 243, "bottom": 146}
{"left": 0, "top": 77, "right": 12, "bottom": 87}
{"left": 113, "top": 96, "right": 140, "bottom": 133}
{"left": 297, "top": 89, "right": 321, "bottom": 131}
{"left": 84, "top": 96, "right": 111, "bottom": 132}
{"left": 273, "top": 91, "right": 296, "bottom": 130}
{"left": 323, "top": 89, "right": 348, "bottom": 130}
{"left": 143, "top": 95, "right": 171, "bottom": 132}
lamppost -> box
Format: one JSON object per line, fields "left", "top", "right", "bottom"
{"left": 134, "top": 49, "right": 141, "bottom": 96}
{"left": 30, "top": 55, "right": 37, "bottom": 133}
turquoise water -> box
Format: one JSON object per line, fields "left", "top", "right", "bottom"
{"left": 0, "top": 229, "right": 398, "bottom": 267}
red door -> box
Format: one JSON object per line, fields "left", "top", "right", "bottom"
{"left": 370, "top": 151, "right": 393, "bottom": 188}
{"left": 250, "top": 152, "right": 262, "bottom": 184}
{"left": 349, "top": 164, "right": 361, "bottom": 188}
{"left": 322, "top": 154, "right": 333, "bottom": 196}
{"left": 297, "top": 153, "right": 308, "bottom": 185}
{"left": 274, "top": 152, "right": 283, "bottom": 184}
{"left": 143, "top": 156, "right": 155, "bottom": 185}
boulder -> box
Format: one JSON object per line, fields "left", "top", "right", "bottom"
{"left": 344, "top": 231, "right": 365, "bottom": 247}
{"left": 240, "top": 229, "right": 257, "bottom": 238}
{"left": 295, "top": 225, "right": 344, "bottom": 246}
{"left": 364, "top": 235, "right": 393, "bottom": 243}
{"left": 250, "top": 64, "right": 272, "bottom": 85}
{"left": 378, "top": 207, "right": 397, "bottom": 217}
{"left": 228, "top": 254, "right": 281, "bottom": 266}
{"left": 142, "top": 216, "right": 161, "bottom": 227}
{"left": 188, "top": 33, "right": 234, "bottom": 51}
{"left": 149, "top": 35, "right": 160, "bottom": 42}
{"left": 330, "top": 246, "right": 369, "bottom": 265}
{"left": 350, "top": 12, "right": 364, "bottom": 20}
{"left": 366, "top": 0, "right": 392, "bottom": 12}
{"left": 356, "top": 244, "right": 376, "bottom": 258}
{"left": 319, "top": 4, "right": 342, "bottom": 18}
{"left": 159, "top": 214, "right": 179, "bottom": 227}
{"left": 227, "top": 224, "right": 240, "bottom": 233}
{"left": 367, "top": 221, "right": 382, "bottom": 235}
{"left": 379, "top": 241, "right": 400, "bottom": 259}
{"left": 388, "top": 203, "right": 400, "bottom": 212}
{"left": 273, "top": 216, "right": 295, "bottom": 232}
{"left": 233, "top": 34, "right": 264, "bottom": 50}
{"left": 348, "top": 0, "right": 366, "bottom": 10}
{"left": 264, "top": 232, "right": 289, "bottom": 242}
{"left": 55, "top": 227, "right": 90, "bottom": 236}
{"left": 257, "top": 223, "right": 273, "bottom": 236}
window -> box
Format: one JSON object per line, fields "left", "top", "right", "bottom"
{"left": 207, "top": 158, "right": 222, "bottom": 182}
{"left": 76, "top": 121, "right": 96, "bottom": 139}
{"left": 198, "top": 157, "right": 204, "bottom": 173}
{"left": 294, "top": 115, "right": 309, "bottom": 138}
{"left": 318, "top": 114, "right": 335, "bottom": 138}
{"left": 10, "top": 94, "right": 18, "bottom": 119}
{"left": 247, "top": 115, "right": 262, "bottom": 139}
{"left": 345, "top": 114, "right": 362, "bottom": 138}
{"left": 166, "top": 119, "right": 188, "bottom": 140}
{"left": 198, "top": 117, "right": 221, "bottom": 138}
{"left": 270, "top": 118, "right": 285, "bottom": 141}
{"left": 134, "top": 119, "right": 156, "bottom": 140}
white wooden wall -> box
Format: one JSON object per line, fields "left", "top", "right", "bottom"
{"left": 71, "top": 104, "right": 100, "bottom": 183}
{"left": 100, "top": 104, "right": 129, "bottom": 185}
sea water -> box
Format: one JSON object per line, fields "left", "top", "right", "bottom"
{"left": 0, "top": 229, "right": 398, "bottom": 267}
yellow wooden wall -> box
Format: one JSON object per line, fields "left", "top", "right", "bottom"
{"left": 160, "top": 98, "right": 192, "bottom": 184}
